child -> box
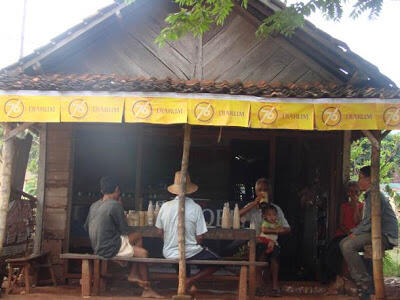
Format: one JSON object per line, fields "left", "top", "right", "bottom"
{"left": 258, "top": 204, "right": 281, "bottom": 254}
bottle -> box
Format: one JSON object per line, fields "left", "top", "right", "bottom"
{"left": 154, "top": 202, "right": 160, "bottom": 223}
{"left": 233, "top": 203, "right": 240, "bottom": 229}
{"left": 221, "top": 203, "right": 230, "bottom": 229}
{"left": 147, "top": 201, "right": 154, "bottom": 226}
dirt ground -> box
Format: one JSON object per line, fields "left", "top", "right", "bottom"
{"left": 1, "top": 278, "right": 399, "bottom": 299}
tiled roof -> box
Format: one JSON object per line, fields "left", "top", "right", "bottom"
{"left": 0, "top": 74, "right": 399, "bottom": 99}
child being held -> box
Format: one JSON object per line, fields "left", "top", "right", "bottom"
{"left": 258, "top": 204, "right": 281, "bottom": 254}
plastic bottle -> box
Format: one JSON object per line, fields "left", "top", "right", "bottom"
{"left": 147, "top": 201, "right": 154, "bottom": 226}
{"left": 221, "top": 203, "right": 230, "bottom": 229}
{"left": 233, "top": 203, "right": 240, "bottom": 229}
{"left": 154, "top": 202, "right": 160, "bottom": 223}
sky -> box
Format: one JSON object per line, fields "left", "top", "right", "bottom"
{"left": 0, "top": 0, "right": 399, "bottom": 86}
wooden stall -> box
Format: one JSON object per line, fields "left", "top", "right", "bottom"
{"left": 0, "top": 0, "right": 399, "bottom": 299}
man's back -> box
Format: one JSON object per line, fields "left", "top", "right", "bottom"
{"left": 85, "top": 199, "right": 130, "bottom": 258}
{"left": 156, "top": 197, "right": 207, "bottom": 259}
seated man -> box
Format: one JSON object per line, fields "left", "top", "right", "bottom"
{"left": 84, "top": 176, "right": 161, "bottom": 298}
{"left": 239, "top": 178, "right": 291, "bottom": 297}
{"left": 155, "top": 171, "right": 219, "bottom": 294}
{"left": 340, "top": 166, "right": 398, "bottom": 299}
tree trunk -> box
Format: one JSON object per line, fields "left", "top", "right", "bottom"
{"left": 0, "top": 123, "right": 16, "bottom": 254}
{"left": 370, "top": 131, "right": 385, "bottom": 300}
{"left": 177, "top": 124, "right": 191, "bottom": 295}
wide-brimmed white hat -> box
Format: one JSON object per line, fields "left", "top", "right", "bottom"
{"left": 167, "top": 171, "right": 198, "bottom": 195}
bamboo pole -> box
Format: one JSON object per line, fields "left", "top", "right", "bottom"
{"left": 0, "top": 123, "right": 16, "bottom": 254}
{"left": 369, "top": 131, "right": 385, "bottom": 300}
{"left": 177, "top": 124, "right": 192, "bottom": 295}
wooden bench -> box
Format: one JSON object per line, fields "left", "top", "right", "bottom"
{"left": 6, "top": 252, "right": 57, "bottom": 294}
{"left": 60, "top": 253, "right": 268, "bottom": 299}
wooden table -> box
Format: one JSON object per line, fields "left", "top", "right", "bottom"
{"left": 131, "top": 226, "right": 257, "bottom": 299}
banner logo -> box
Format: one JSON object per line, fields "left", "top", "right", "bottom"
{"left": 4, "top": 99, "right": 24, "bottom": 118}
{"left": 132, "top": 100, "right": 152, "bottom": 119}
{"left": 322, "top": 107, "right": 341, "bottom": 126}
{"left": 383, "top": 107, "right": 400, "bottom": 126}
{"left": 68, "top": 99, "right": 88, "bottom": 119}
{"left": 258, "top": 105, "right": 278, "bottom": 124}
{"left": 194, "top": 102, "right": 214, "bottom": 122}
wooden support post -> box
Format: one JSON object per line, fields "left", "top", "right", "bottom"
{"left": 135, "top": 125, "right": 143, "bottom": 210}
{"left": 342, "top": 131, "right": 351, "bottom": 184}
{"left": 238, "top": 266, "right": 248, "bottom": 300}
{"left": 177, "top": 124, "right": 192, "bottom": 295}
{"left": 368, "top": 131, "right": 385, "bottom": 300}
{"left": 363, "top": 130, "right": 385, "bottom": 299}
{"left": 2, "top": 122, "right": 35, "bottom": 142}
{"left": 81, "top": 259, "right": 91, "bottom": 297}
{"left": 92, "top": 259, "right": 100, "bottom": 296}
{"left": 248, "top": 238, "right": 256, "bottom": 300}
{"left": 100, "top": 261, "right": 107, "bottom": 293}
{"left": 23, "top": 263, "right": 31, "bottom": 294}
{"left": 0, "top": 123, "right": 16, "bottom": 255}
{"left": 33, "top": 124, "right": 47, "bottom": 255}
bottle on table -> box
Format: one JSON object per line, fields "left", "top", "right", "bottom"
{"left": 147, "top": 201, "right": 154, "bottom": 226}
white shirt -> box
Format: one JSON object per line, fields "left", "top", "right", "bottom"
{"left": 245, "top": 203, "right": 290, "bottom": 236}
{"left": 155, "top": 196, "right": 207, "bottom": 259}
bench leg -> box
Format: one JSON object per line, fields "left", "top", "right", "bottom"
{"left": 81, "top": 259, "right": 91, "bottom": 297}
{"left": 238, "top": 266, "right": 248, "bottom": 300}
{"left": 6, "top": 263, "right": 13, "bottom": 294}
{"left": 24, "top": 263, "right": 31, "bottom": 294}
{"left": 249, "top": 239, "right": 256, "bottom": 300}
{"left": 100, "top": 261, "right": 108, "bottom": 293}
{"left": 93, "top": 260, "right": 100, "bottom": 296}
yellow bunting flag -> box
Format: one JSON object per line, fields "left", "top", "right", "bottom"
{"left": 0, "top": 95, "right": 60, "bottom": 122}
{"left": 315, "top": 103, "right": 378, "bottom": 130}
{"left": 250, "top": 102, "right": 314, "bottom": 130}
{"left": 188, "top": 99, "right": 250, "bottom": 127}
{"left": 377, "top": 103, "right": 400, "bottom": 130}
{"left": 125, "top": 97, "right": 187, "bottom": 124}
{"left": 61, "top": 96, "right": 124, "bottom": 123}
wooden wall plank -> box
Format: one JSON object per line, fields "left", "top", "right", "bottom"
{"left": 272, "top": 59, "right": 310, "bottom": 83}
{"left": 244, "top": 47, "right": 294, "bottom": 81}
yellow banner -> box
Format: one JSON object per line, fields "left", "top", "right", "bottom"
{"left": 61, "top": 97, "right": 124, "bottom": 123}
{"left": 188, "top": 99, "right": 250, "bottom": 127}
{"left": 250, "top": 102, "right": 314, "bottom": 130}
{"left": 315, "top": 103, "right": 378, "bottom": 130}
{"left": 125, "top": 97, "right": 187, "bottom": 124}
{"left": 377, "top": 104, "right": 400, "bottom": 130}
{"left": 0, "top": 95, "right": 60, "bottom": 122}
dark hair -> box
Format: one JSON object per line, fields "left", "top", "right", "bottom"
{"left": 100, "top": 176, "right": 119, "bottom": 195}
{"left": 345, "top": 181, "right": 359, "bottom": 192}
{"left": 359, "top": 166, "right": 371, "bottom": 178}
{"left": 255, "top": 177, "right": 271, "bottom": 190}
{"left": 261, "top": 204, "right": 277, "bottom": 214}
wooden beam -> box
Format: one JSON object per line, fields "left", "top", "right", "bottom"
{"left": 2, "top": 122, "right": 35, "bottom": 142}
{"left": 33, "top": 124, "right": 47, "bottom": 255}
{"left": 342, "top": 131, "right": 351, "bottom": 184}
{"left": 382, "top": 130, "right": 391, "bottom": 139}
{"left": 362, "top": 130, "right": 380, "bottom": 150}
{"left": 135, "top": 125, "right": 144, "bottom": 210}
{"left": 0, "top": 124, "right": 16, "bottom": 254}
{"left": 177, "top": 124, "right": 192, "bottom": 295}
{"left": 192, "top": 36, "right": 203, "bottom": 79}
{"left": 370, "top": 131, "right": 385, "bottom": 299}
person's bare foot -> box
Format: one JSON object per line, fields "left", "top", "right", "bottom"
{"left": 141, "top": 288, "right": 163, "bottom": 298}
{"left": 127, "top": 275, "right": 148, "bottom": 287}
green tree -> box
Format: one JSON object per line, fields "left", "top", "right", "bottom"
{"left": 350, "top": 133, "right": 400, "bottom": 184}
{"left": 134, "top": 0, "right": 387, "bottom": 45}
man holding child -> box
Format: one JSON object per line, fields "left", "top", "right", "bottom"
{"left": 240, "top": 178, "right": 291, "bottom": 297}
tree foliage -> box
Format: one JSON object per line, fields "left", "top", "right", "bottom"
{"left": 350, "top": 133, "right": 400, "bottom": 184}
{"left": 128, "top": 0, "right": 386, "bottom": 46}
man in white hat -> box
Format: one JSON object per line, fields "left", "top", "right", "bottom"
{"left": 155, "top": 171, "right": 219, "bottom": 293}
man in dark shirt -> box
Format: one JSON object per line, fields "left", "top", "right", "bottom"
{"left": 85, "top": 176, "right": 161, "bottom": 298}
